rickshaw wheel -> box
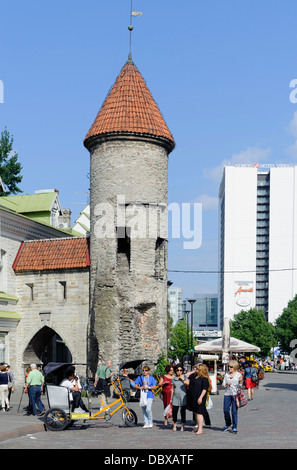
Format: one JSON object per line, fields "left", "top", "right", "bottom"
{"left": 44, "top": 408, "right": 69, "bottom": 431}
{"left": 122, "top": 408, "right": 138, "bottom": 427}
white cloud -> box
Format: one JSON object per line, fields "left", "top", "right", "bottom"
{"left": 195, "top": 194, "right": 218, "bottom": 210}
{"left": 204, "top": 146, "right": 271, "bottom": 183}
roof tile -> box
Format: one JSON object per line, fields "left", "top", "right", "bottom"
{"left": 13, "top": 237, "right": 90, "bottom": 272}
{"left": 84, "top": 61, "right": 175, "bottom": 151}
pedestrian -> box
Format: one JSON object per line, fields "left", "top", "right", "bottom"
{"left": 60, "top": 370, "right": 89, "bottom": 413}
{"left": 134, "top": 365, "right": 157, "bottom": 429}
{"left": 184, "top": 364, "right": 210, "bottom": 435}
{"left": 170, "top": 363, "right": 187, "bottom": 431}
{"left": 244, "top": 361, "right": 258, "bottom": 400}
{"left": 25, "top": 363, "right": 45, "bottom": 416}
{"left": 158, "top": 364, "right": 174, "bottom": 426}
{"left": 94, "top": 360, "right": 114, "bottom": 410}
{"left": 0, "top": 364, "right": 10, "bottom": 412}
{"left": 222, "top": 360, "right": 243, "bottom": 434}
{"left": 24, "top": 366, "right": 33, "bottom": 415}
{"left": 5, "top": 364, "right": 14, "bottom": 408}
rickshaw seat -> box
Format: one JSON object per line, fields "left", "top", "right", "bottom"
{"left": 46, "top": 384, "right": 71, "bottom": 413}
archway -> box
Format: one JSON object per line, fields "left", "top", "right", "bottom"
{"left": 23, "top": 326, "right": 72, "bottom": 367}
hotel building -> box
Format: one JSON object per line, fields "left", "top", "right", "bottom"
{"left": 218, "top": 165, "right": 297, "bottom": 327}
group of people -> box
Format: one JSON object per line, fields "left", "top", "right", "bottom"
{"left": 0, "top": 363, "right": 14, "bottom": 412}
{"left": 135, "top": 359, "right": 259, "bottom": 434}
{"left": 156, "top": 363, "right": 211, "bottom": 434}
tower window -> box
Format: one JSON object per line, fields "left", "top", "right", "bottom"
{"left": 117, "top": 227, "right": 131, "bottom": 270}
{"left": 155, "top": 237, "right": 166, "bottom": 278}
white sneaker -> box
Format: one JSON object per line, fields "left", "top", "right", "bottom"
{"left": 148, "top": 423, "right": 153, "bottom": 428}
{"left": 143, "top": 424, "right": 149, "bottom": 428}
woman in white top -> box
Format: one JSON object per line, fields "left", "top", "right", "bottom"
{"left": 222, "top": 360, "right": 243, "bottom": 434}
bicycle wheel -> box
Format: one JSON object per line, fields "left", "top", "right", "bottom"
{"left": 44, "top": 408, "right": 69, "bottom": 431}
{"left": 122, "top": 408, "right": 138, "bottom": 427}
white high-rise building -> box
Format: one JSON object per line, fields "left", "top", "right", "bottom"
{"left": 168, "top": 286, "right": 183, "bottom": 326}
{"left": 218, "top": 165, "right": 297, "bottom": 327}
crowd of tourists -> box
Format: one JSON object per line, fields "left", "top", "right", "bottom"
{"left": 131, "top": 359, "right": 260, "bottom": 434}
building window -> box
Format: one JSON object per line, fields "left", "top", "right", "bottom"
{"left": 0, "top": 332, "right": 7, "bottom": 363}
{"left": 59, "top": 281, "right": 67, "bottom": 300}
{"left": 26, "top": 283, "right": 34, "bottom": 301}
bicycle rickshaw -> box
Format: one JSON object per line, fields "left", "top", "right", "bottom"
{"left": 42, "top": 362, "right": 138, "bottom": 431}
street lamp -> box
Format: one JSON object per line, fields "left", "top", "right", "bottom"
{"left": 187, "top": 299, "right": 197, "bottom": 367}
{"left": 184, "top": 309, "right": 190, "bottom": 359}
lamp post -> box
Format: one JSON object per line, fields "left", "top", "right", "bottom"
{"left": 184, "top": 310, "right": 190, "bottom": 356}
{"left": 187, "top": 299, "right": 197, "bottom": 367}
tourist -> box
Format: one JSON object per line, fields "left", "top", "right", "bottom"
{"left": 25, "top": 363, "right": 45, "bottom": 416}
{"left": 134, "top": 365, "right": 157, "bottom": 429}
{"left": 184, "top": 364, "right": 210, "bottom": 435}
{"left": 94, "top": 360, "right": 114, "bottom": 410}
{"left": 0, "top": 364, "right": 10, "bottom": 412}
{"left": 158, "top": 364, "right": 174, "bottom": 426}
{"left": 171, "top": 363, "right": 187, "bottom": 431}
{"left": 244, "top": 361, "right": 258, "bottom": 400}
{"left": 222, "top": 360, "right": 243, "bottom": 433}
{"left": 60, "top": 370, "right": 88, "bottom": 413}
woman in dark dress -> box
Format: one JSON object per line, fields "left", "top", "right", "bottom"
{"left": 185, "top": 364, "right": 210, "bottom": 435}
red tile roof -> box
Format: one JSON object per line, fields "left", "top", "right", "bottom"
{"left": 84, "top": 60, "right": 175, "bottom": 152}
{"left": 13, "top": 237, "right": 90, "bottom": 272}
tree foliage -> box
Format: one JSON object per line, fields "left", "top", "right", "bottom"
{"left": 275, "top": 295, "right": 297, "bottom": 354}
{"left": 0, "top": 128, "right": 23, "bottom": 194}
{"left": 168, "top": 319, "right": 191, "bottom": 361}
{"left": 230, "top": 308, "right": 277, "bottom": 356}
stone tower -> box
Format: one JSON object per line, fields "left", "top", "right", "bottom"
{"left": 84, "top": 56, "right": 175, "bottom": 372}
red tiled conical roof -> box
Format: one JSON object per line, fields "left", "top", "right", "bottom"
{"left": 84, "top": 60, "right": 175, "bottom": 152}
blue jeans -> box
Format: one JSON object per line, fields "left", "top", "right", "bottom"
{"left": 223, "top": 395, "right": 238, "bottom": 429}
{"left": 141, "top": 397, "right": 153, "bottom": 425}
{"left": 28, "top": 385, "right": 45, "bottom": 415}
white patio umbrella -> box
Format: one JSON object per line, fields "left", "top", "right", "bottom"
{"left": 194, "top": 337, "right": 260, "bottom": 354}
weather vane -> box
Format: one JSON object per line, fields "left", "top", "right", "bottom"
{"left": 128, "top": 0, "right": 142, "bottom": 62}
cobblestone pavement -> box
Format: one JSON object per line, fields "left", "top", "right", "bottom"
{"left": 1, "top": 371, "right": 297, "bottom": 450}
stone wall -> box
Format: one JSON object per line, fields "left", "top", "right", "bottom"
{"left": 89, "top": 138, "right": 169, "bottom": 373}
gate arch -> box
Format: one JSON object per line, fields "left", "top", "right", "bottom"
{"left": 23, "top": 326, "right": 72, "bottom": 366}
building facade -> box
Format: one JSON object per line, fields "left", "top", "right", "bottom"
{"left": 219, "top": 165, "right": 297, "bottom": 326}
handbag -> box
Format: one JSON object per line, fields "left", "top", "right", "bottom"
{"left": 139, "top": 390, "right": 148, "bottom": 407}
{"left": 163, "top": 404, "right": 172, "bottom": 418}
{"left": 235, "top": 387, "right": 248, "bottom": 408}
{"left": 251, "top": 369, "right": 258, "bottom": 383}
{"left": 206, "top": 395, "right": 213, "bottom": 410}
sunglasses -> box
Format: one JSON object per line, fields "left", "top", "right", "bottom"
{"left": 176, "top": 368, "right": 183, "bottom": 371}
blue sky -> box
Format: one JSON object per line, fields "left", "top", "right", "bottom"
{"left": 1, "top": 0, "right": 297, "bottom": 299}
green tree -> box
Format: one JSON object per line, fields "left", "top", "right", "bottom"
{"left": 230, "top": 308, "right": 277, "bottom": 356}
{"left": 0, "top": 128, "right": 23, "bottom": 194}
{"left": 275, "top": 295, "right": 297, "bottom": 354}
{"left": 168, "top": 319, "right": 191, "bottom": 361}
